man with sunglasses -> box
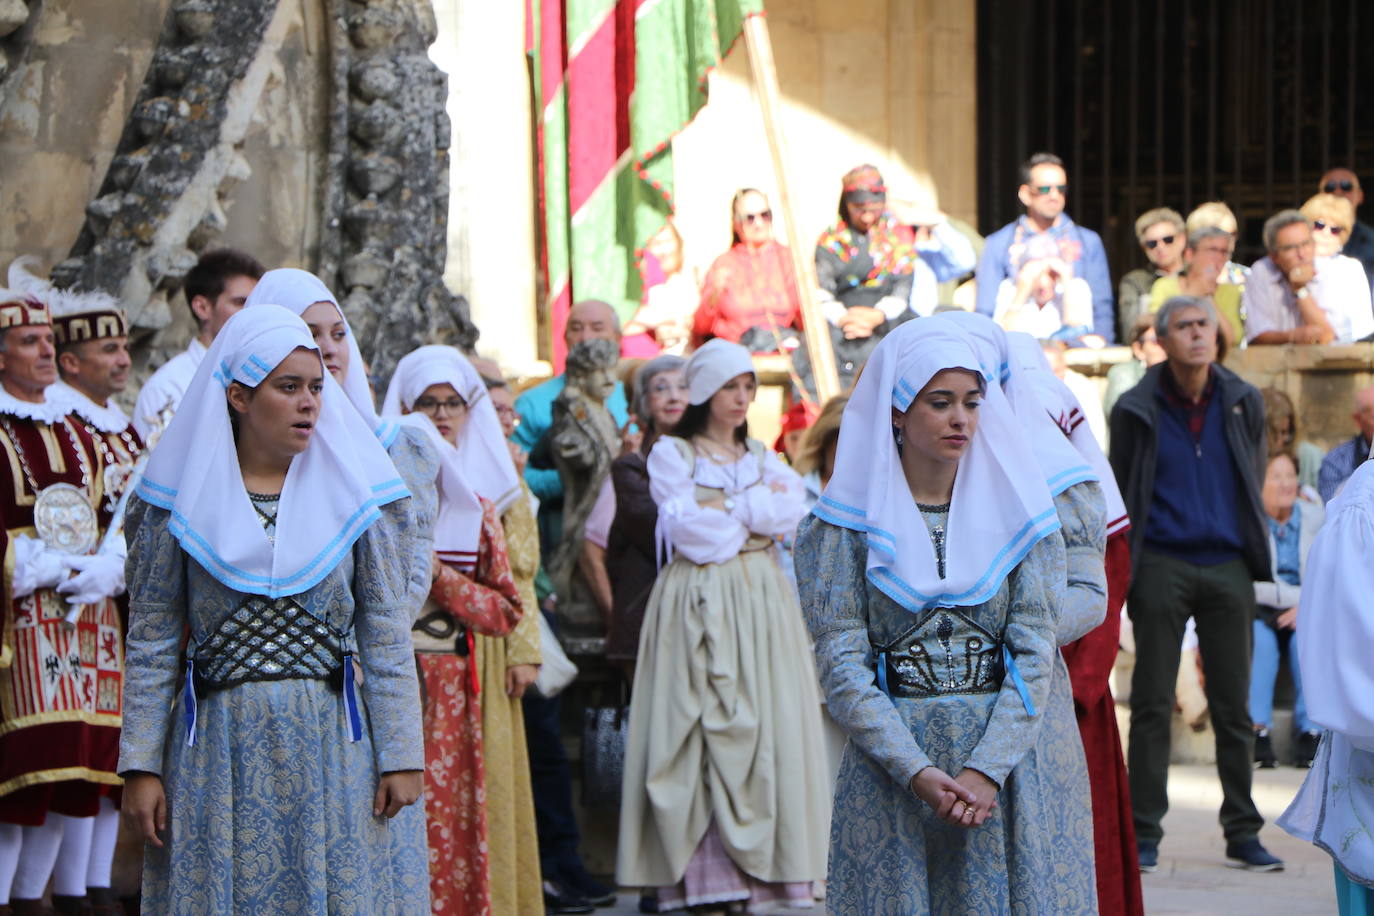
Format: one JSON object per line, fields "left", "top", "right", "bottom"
{"left": 1317, "top": 168, "right": 1374, "bottom": 291}
{"left": 1118, "top": 208, "right": 1186, "bottom": 343}
{"left": 975, "top": 152, "right": 1115, "bottom": 342}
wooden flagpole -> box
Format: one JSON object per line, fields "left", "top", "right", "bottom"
{"left": 742, "top": 14, "right": 841, "bottom": 403}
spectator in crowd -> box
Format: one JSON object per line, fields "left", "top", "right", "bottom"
{"left": 692, "top": 189, "right": 802, "bottom": 350}
{"left": 891, "top": 200, "right": 979, "bottom": 318}
{"left": 1186, "top": 202, "right": 1248, "bottom": 287}
{"left": 602, "top": 355, "right": 688, "bottom": 678}
{"left": 1250, "top": 450, "right": 1324, "bottom": 770}
{"left": 133, "top": 247, "right": 262, "bottom": 438}
{"left": 991, "top": 246, "right": 1096, "bottom": 344}
{"left": 1317, "top": 385, "right": 1374, "bottom": 503}
{"left": 814, "top": 165, "right": 917, "bottom": 388}
{"left": 1318, "top": 167, "right": 1374, "bottom": 289}
{"left": 1260, "top": 387, "right": 1324, "bottom": 501}
{"left": 975, "top": 152, "right": 1114, "bottom": 341}
{"left": 773, "top": 399, "right": 816, "bottom": 464}
{"left": 1150, "top": 226, "right": 1243, "bottom": 346}
{"left": 1109, "top": 295, "right": 1281, "bottom": 873}
{"left": 1244, "top": 211, "right": 1335, "bottom": 345}
{"left": 1119, "top": 208, "right": 1186, "bottom": 342}
{"left": 624, "top": 220, "right": 696, "bottom": 357}
{"left": 792, "top": 394, "right": 846, "bottom": 505}
{"left": 1301, "top": 192, "right": 1374, "bottom": 342}
{"left": 1103, "top": 313, "right": 1168, "bottom": 418}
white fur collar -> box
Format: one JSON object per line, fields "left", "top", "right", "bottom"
{"left": 0, "top": 385, "right": 69, "bottom": 424}
{"left": 49, "top": 381, "right": 130, "bottom": 434}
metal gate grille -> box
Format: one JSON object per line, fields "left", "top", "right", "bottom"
{"left": 977, "top": 0, "right": 1374, "bottom": 281}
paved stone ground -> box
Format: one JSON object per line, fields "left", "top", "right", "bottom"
{"left": 595, "top": 764, "right": 1335, "bottom": 915}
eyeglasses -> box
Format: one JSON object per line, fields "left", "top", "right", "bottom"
{"left": 1144, "top": 235, "right": 1176, "bottom": 249}
{"left": 1032, "top": 184, "right": 1068, "bottom": 196}
{"left": 413, "top": 397, "right": 468, "bottom": 414}
{"left": 1324, "top": 179, "right": 1356, "bottom": 193}
{"left": 493, "top": 404, "right": 520, "bottom": 426}
{"left": 740, "top": 210, "right": 772, "bottom": 224}
{"left": 1275, "top": 238, "right": 1315, "bottom": 255}
{"left": 648, "top": 380, "right": 689, "bottom": 397}
{"left": 1313, "top": 219, "right": 1347, "bottom": 236}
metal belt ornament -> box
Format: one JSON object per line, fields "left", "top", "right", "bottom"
{"left": 34, "top": 482, "right": 98, "bottom": 556}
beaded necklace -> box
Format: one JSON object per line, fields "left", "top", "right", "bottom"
{"left": 1, "top": 415, "right": 92, "bottom": 498}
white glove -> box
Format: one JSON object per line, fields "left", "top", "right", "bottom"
{"left": 56, "top": 551, "right": 126, "bottom": 606}
{"left": 12, "top": 535, "right": 71, "bottom": 598}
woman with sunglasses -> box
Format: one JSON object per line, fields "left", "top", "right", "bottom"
{"left": 1301, "top": 193, "right": 1374, "bottom": 343}
{"left": 691, "top": 189, "right": 803, "bottom": 351}
{"left": 814, "top": 165, "right": 917, "bottom": 388}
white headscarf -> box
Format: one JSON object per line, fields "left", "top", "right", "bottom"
{"left": 1005, "top": 332, "right": 1129, "bottom": 535}
{"left": 381, "top": 345, "right": 520, "bottom": 569}
{"left": 243, "top": 268, "right": 400, "bottom": 447}
{"left": 136, "top": 305, "right": 409, "bottom": 598}
{"left": 814, "top": 319, "right": 1061, "bottom": 611}
{"left": 685, "top": 339, "right": 755, "bottom": 405}
{"left": 936, "top": 312, "right": 1095, "bottom": 497}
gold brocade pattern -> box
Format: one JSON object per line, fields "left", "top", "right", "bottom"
{"left": 479, "top": 484, "right": 543, "bottom": 915}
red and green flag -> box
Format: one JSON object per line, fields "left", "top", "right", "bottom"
{"left": 526, "top": 0, "right": 764, "bottom": 369}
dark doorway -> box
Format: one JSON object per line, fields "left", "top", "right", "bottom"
{"left": 977, "top": 0, "right": 1374, "bottom": 283}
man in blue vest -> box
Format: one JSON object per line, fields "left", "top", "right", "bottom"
{"left": 1109, "top": 295, "right": 1281, "bottom": 875}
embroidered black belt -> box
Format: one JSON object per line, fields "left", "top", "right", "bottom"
{"left": 874, "top": 609, "right": 1003, "bottom": 699}
{"left": 182, "top": 597, "right": 364, "bottom": 746}
{"left": 191, "top": 596, "right": 350, "bottom": 696}
{"left": 872, "top": 608, "right": 1039, "bottom": 715}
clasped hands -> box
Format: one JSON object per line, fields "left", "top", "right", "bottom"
{"left": 910, "top": 765, "right": 999, "bottom": 828}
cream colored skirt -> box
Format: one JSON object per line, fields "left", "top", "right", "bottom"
{"left": 615, "top": 547, "right": 831, "bottom": 888}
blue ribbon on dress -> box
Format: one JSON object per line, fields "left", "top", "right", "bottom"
{"left": 183, "top": 658, "right": 198, "bottom": 747}
{"left": 343, "top": 653, "right": 363, "bottom": 743}
{"left": 1002, "top": 645, "right": 1036, "bottom": 716}
{"left": 876, "top": 651, "right": 890, "bottom": 697}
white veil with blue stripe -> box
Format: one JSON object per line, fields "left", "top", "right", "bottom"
{"left": 137, "top": 304, "right": 409, "bottom": 598}
{"left": 812, "top": 319, "right": 1060, "bottom": 611}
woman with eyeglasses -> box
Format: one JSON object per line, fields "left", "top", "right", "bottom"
{"left": 691, "top": 189, "right": 803, "bottom": 351}
{"left": 814, "top": 165, "right": 917, "bottom": 388}
{"left": 382, "top": 346, "right": 538, "bottom": 916}
{"left": 598, "top": 355, "right": 688, "bottom": 677}
{"left": 1301, "top": 193, "right": 1374, "bottom": 343}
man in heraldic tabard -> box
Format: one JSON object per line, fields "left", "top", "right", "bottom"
{"left": 0, "top": 259, "right": 129, "bottom": 915}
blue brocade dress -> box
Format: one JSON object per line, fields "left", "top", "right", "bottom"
{"left": 794, "top": 512, "right": 1097, "bottom": 916}
{"left": 118, "top": 494, "right": 431, "bottom": 915}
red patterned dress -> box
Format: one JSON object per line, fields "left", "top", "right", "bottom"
{"left": 0, "top": 409, "right": 120, "bottom": 825}
{"left": 1061, "top": 532, "right": 1144, "bottom": 916}
{"left": 413, "top": 498, "right": 523, "bottom": 916}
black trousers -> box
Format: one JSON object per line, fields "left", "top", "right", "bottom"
{"left": 1127, "top": 550, "right": 1263, "bottom": 845}
{"left": 522, "top": 612, "right": 585, "bottom": 884}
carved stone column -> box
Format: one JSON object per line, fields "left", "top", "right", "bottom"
{"left": 322, "top": 0, "right": 476, "bottom": 384}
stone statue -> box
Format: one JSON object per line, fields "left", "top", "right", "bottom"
{"left": 548, "top": 337, "right": 620, "bottom": 648}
